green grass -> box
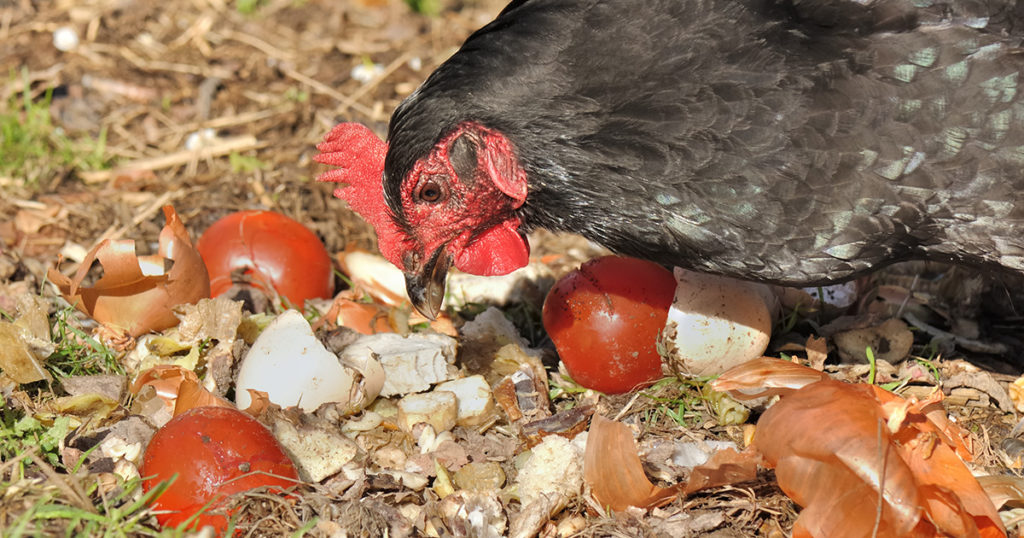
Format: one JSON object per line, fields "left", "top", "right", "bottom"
{"left": 228, "top": 152, "right": 267, "bottom": 173}
{"left": 1, "top": 463, "right": 169, "bottom": 538}
{"left": 640, "top": 377, "right": 709, "bottom": 428}
{"left": 404, "top": 0, "right": 442, "bottom": 16}
{"left": 235, "top": 0, "right": 267, "bottom": 14}
{"left": 0, "top": 70, "right": 111, "bottom": 189}
{"left": 0, "top": 407, "right": 71, "bottom": 469}
{"left": 46, "top": 306, "right": 123, "bottom": 378}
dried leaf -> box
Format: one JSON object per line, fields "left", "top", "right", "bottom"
{"left": 833, "top": 318, "right": 913, "bottom": 364}
{"left": 171, "top": 297, "right": 244, "bottom": 394}
{"left": 48, "top": 205, "right": 210, "bottom": 337}
{"left": 0, "top": 295, "right": 54, "bottom": 384}
{"left": 41, "top": 393, "right": 120, "bottom": 427}
{"left": 1007, "top": 375, "right": 1024, "bottom": 413}
{"left": 242, "top": 389, "right": 271, "bottom": 417}
{"left": 0, "top": 323, "right": 52, "bottom": 384}
{"left": 522, "top": 405, "right": 592, "bottom": 448}
{"left": 805, "top": 335, "right": 828, "bottom": 371}
{"left": 584, "top": 414, "right": 679, "bottom": 511}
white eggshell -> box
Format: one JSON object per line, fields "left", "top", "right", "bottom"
{"left": 236, "top": 310, "right": 359, "bottom": 412}
{"left": 435, "top": 375, "right": 495, "bottom": 427}
{"left": 664, "top": 268, "right": 773, "bottom": 376}
{"left": 340, "top": 249, "right": 553, "bottom": 308}
{"left": 342, "top": 332, "right": 457, "bottom": 397}
{"left": 396, "top": 391, "right": 458, "bottom": 433}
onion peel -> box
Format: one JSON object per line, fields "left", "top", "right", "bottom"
{"left": 48, "top": 205, "right": 210, "bottom": 337}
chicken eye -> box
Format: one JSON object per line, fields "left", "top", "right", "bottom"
{"left": 417, "top": 179, "right": 446, "bottom": 203}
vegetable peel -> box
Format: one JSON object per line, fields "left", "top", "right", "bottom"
{"left": 48, "top": 205, "right": 210, "bottom": 338}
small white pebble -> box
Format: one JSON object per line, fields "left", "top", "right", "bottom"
{"left": 53, "top": 26, "right": 79, "bottom": 52}
{"left": 184, "top": 128, "right": 216, "bottom": 150}
{"left": 801, "top": 281, "right": 858, "bottom": 309}
{"left": 408, "top": 57, "right": 422, "bottom": 71}
{"left": 350, "top": 63, "right": 384, "bottom": 83}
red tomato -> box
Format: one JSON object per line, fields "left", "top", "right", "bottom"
{"left": 196, "top": 211, "right": 334, "bottom": 306}
{"left": 141, "top": 406, "right": 299, "bottom": 532}
{"left": 542, "top": 256, "right": 676, "bottom": 394}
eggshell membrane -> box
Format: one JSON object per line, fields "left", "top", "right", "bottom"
{"left": 665, "top": 268, "right": 772, "bottom": 376}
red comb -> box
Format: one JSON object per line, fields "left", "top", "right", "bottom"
{"left": 315, "top": 123, "right": 406, "bottom": 270}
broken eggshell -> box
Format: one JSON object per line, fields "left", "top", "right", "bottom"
{"left": 341, "top": 332, "right": 458, "bottom": 397}
{"left": 662, "top": 268, "right": 772, "bottom": 376}
{"left": 47, "top": 205, "right": 211, "bottom": 338}
{"left": 235, "top": 310, "right": 384, "bottom": 413}
{"left": 339, "top": 247, "right": 553, "bottom": 309}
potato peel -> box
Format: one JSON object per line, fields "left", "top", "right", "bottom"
{"left": 48, "top": 205, "right": 210, "bottom": 337}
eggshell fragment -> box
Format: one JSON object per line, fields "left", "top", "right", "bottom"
{"left": 397, "top": 391, "right": 458, "bottom": 433}
{"left": 435, "top": 375, "right": 496, "bottom": 427}
{"left": 235, "top": 310, "right": 384, "bottom": 413}
{"left": 270, "top": 414, "right": 359, "bottom": 482}
{"left": 341, "top": 332, "right": 458, "bottom": 397}
{"left": 518, "top": 435, "right": 583, "bottom": 508}
{"left": 663, "top": 268, "right": 772, "bottom": 376}
{"left": 339, "top": 248, "right": 552, "bottom": 308}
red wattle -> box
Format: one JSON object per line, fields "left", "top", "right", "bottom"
{"left": 454, "top": 221, "right": 530, "bottom": 276}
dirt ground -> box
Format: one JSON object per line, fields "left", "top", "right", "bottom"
{"left": 2, "top": 0, "right": 1024, "bottom": 536}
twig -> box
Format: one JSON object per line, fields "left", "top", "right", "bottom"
{"left": 116, "top": 44, "right": 233, "bottom": 78}
{"left": 78, "top": 134, "right": 262, "bottom": 184}
{"left": 334, "top": 51, "right": 416, "bottom": 115}
{"left": 171, "top": 104, "right": 297, "bottom": 134}
{"left": 901, "top": 311, "right": 1009, "bottom": 354}
{"left": 94, "top": 188, "right": 189, "bottom": 244}
{"left": 220, "top": 28, "right": 295, "bottom": 62}
{"left": 280, "top": 66, "right": 377, "bottom": 118}
{"left": 612, "top": 392, "right": 642, "bottom": 422}
{"left": 0, "top": 63, "right": 64, "bottom": 103}
{"left": 27, "top": 450, "right": 95, "bottom": 513}
{"left": 1, "top": 8, "right": 13, "bottom": 41}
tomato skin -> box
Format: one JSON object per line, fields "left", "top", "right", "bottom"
{"left": 141, "top": 406, "right": 298, "bottom": 532}
{"left": 196, "top": 211, "right": 334, "bottom": 306}
{"left": 542, "top": 256, "right": 676, "bottom": 394}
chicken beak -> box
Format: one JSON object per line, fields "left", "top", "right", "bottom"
{"left": 404, "top": 247, "right": 451, "bottom": 321}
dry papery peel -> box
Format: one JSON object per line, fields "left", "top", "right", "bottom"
{"left": 130, "top": 364, "right": 269, "bottom": 423}
{"left": 712, "top": 357, "right": 1005, "bottom": 538}
{"left": 48, "top": 205, "right": 211, "bottom": 338}
{"left": 331, "top": 248, "right": 457, "bottom": 336}
{"left": 586, "top": 359, "right": 1005, "bottom": 536}
{"left": 319, "top": 292, "right": 457, "bottom": 337}
{"left": 584, "top": 414, "right": 759, "bottom": 512}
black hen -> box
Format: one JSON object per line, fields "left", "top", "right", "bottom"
{"left": 317, "top": 0, "right": 1024, "bottom": 318}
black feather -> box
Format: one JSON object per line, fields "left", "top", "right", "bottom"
{"left": 385, "top": 0, "right": 1024, "bottom": 286}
